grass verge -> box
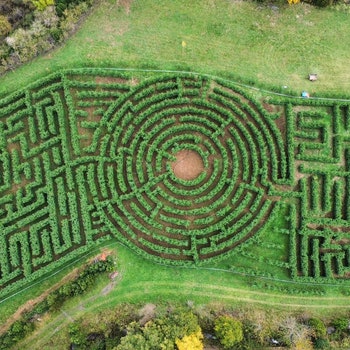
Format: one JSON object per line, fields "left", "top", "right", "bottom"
{"left": 14, "top": 240, "right": 350, "bottom": 349}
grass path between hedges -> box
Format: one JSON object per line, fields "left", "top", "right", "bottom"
{"left": 1, "top": 0, "right": 350, "bottom": 97}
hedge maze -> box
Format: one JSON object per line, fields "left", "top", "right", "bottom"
{"left": 285, "top": 102, "right": 350, "bottom": 280}
{"left": 1, "top": 69, "right": 350, "bottom": 296}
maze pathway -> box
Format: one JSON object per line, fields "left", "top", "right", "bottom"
{"left": 0, "top": 69, "right": 350, "bottom": 296}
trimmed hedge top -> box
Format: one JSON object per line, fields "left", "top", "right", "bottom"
{"left": 1, "top": 69, "right": 350, "bottom": 298}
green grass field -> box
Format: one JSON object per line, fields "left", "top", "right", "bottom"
{"left": 1, "top": 0, "right": 350, "bottom": 98}
{"left": 2, "top": 0, "right": 350, "bottom": 341}
{"left": 12, "top": 240, "right": 350, "bottom": 349}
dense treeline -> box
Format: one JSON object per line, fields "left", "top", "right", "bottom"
{"left": 0, "top": 0, "right": 94, "bottom": 74}
{"left": 6, "top": 298, "right": 350, "bottom": 349}
{"left": 60, "top": 304, "right": 350, "bottom": 349}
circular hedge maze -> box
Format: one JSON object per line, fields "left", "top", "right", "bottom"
{"left": 95, "top": 74, "right": 286, "bottom": 264}
{"left": 2, "top": 68, "right": 350, "bottom": 297}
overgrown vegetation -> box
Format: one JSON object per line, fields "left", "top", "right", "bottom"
{"left": 8, "top": 299, "right": 350, "bottom": 349}
{"left": 0, "top": 255, "right": 114, "bottom": 350}
{"left": 0, "top": 0, "right": 93, "bottom": 74}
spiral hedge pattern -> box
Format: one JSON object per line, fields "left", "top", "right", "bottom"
{"left": 95, "top": 75, "right": 284, "bottom": 263}
{"left": 2, "top": 69, "right": 350, "bottom": 298}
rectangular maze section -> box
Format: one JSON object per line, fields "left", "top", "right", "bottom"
{"left": 0, "top": 73, "right": 116, "bottom": 297}
{"left": 287, "top": 102, "right": 350, "bottom": 280}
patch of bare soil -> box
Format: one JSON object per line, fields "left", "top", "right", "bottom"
{"left": 95, "top": 76, "right": 128, "bottom": 85}
{"left": 118, "top": 0, "right": 133, "bottom": 15}
{"left": 171, "top": 150, "right": 204, "bottom": 181}
{"left": 138, "top": 303, "right": 156, "bottom": 326}
{"left": 0, "top": 267, "right": 81, "bottom": 335}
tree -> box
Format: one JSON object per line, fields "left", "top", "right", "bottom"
{"left": 214, "top": 315, "right": 243, "bottom": 349}
{"left": 117, "top": 310, "right": 202, "bottom": 350}
{"left": 68, "top": 322, "right": 87, "bottom": 347}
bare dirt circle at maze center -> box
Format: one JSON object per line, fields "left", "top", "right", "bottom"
{"left": 170, "top": 150, "right": 205, "bottom": 180}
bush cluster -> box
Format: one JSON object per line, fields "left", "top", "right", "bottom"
{"left": 0, "top": 0, "right": 93, "bottom": 75}
{"left": 3, "top": 301, "right": 350, "bottom": 349}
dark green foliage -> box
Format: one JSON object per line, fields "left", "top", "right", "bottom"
{"left": 0, "top": 320, "right": 35, "bottom": 350}
{"left": 312, "top": 0, "right": 332, "bottom": 7}
{"left": 332, "top": 317, "right": 349, "bottom": 334}
{"left": 69, "top": 322, "right": 87, "bottom": 347}
{"left": 1, "top": 69, "right": 350, "bottom": 302}
{"left": 309, "top": 317, "right": 327, "bottom": 338}
{"left": 314, "top": 337, "right": 331, "bottom": 349}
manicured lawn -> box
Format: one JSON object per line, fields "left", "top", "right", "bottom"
{"left": 1, "top": 0, "right": 350, "bottom": 97}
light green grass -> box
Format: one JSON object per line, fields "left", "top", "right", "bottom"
{"left": 1, "top": 0, "right": 350, "bottom": 97}
{"left": 15, "top": 240, "right": 350, "bottom": 349}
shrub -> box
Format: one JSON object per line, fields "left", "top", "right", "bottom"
{"left": 68, "top": 322, "right": 87, "bottom": 347}
{"left": 31, "top": 0, "right": 55, "bottom": 11}
{"left": 59, "top": 2, "right": 90, "bottom": 39}
{"left": 214, "top": 315, "right": 243, "bottom": 349}
{"left": 308, "top": 317, "right": 327, "bottom": 338}
{"left": 333, "top": 317, "right": 349, "bottom": 334}
{"left": 314, "top": 337, "right": 331, "bottom": 349}
{"left": 175, "top": 331, "right": 204, "bottom": 350}
{"left": 0, "top": 15, "right": 12, "bottom": 37}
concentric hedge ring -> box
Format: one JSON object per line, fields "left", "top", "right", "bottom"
{"left": 96, "top": 75, "right": 279, "bottom": 264}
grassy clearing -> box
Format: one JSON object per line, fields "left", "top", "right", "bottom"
{"left": 1, "top": 0, "right": 350, "bottom": 97}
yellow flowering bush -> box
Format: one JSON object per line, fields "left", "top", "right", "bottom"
{"left": 31, "top": 0, "right": 55, "bottom": 11}
{"left": 176, "top": 331, "right": 204, "bottom": 350}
